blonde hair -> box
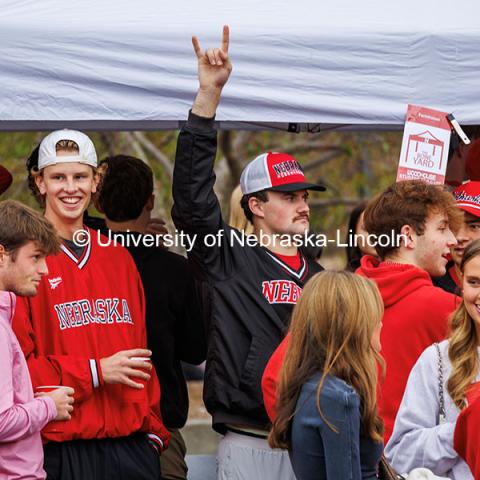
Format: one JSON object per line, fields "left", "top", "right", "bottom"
{"left": 228, "top": 185, "right": 254, "bottom": 235}
{"left": 55, "top": 139, "right": 79, "bottom": 153}
{"left": 269, "top": 270, "right": 384, "bottom": 449}
{"left": 447, "top": 240, "right": 480, "bottom": 409}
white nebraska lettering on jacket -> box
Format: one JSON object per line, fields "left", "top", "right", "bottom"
{"left": 262, "top": 280, "right": 302, "bottom": 304}
{"left": 54, "top": 298, "right": 133, "bottom": 330}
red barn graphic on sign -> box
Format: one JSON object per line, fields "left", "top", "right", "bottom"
{"left": 396, "top": 105, "right": 451, "bottom": 185}
{"left": 405, "top": 130, "right": 445, "bottom": 171}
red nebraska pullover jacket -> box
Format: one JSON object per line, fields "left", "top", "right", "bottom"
{"left": 12, "top": 230, "right": 169, "bottom": 449}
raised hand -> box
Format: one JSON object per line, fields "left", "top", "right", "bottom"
{"left": 191, "top": 25, "right": 232, "bottom": 118}
{"left": 192, "top": 25, "right": 232, "bottom": 92}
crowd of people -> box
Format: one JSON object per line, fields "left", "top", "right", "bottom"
{"left": 3, "top": 25, "right": 480, "bottom": 480}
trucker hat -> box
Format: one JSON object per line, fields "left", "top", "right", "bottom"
{"left": 0, "top": 165, "right": 12, "bottom": 195}
{"left": 38, "top": 129, "right": 97, "bottom": 170}
{"left": 240, "top": 152, "right": 326, "bottom": 195}
{"left": 453, "top": 181, "right": 480, "bottom": 217}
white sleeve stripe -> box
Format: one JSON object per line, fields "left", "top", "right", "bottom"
{"left": 89, "top": 359, "right": 100, "bottom": 388}
{"left": 147, "top": 433, "right": 164, "bottom": 449}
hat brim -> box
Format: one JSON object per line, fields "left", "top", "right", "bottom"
{"left": 0, "top": 165, "right": 13, "bottom": 195}
{"left": 457, "top": 203, "right": 480, "bottom": 218}
{"left": 268, "top": 182, "right": 326, "bottom": 192}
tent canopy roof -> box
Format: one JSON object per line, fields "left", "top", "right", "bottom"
{"left": 1, "top": 0, "right": 479, "bottom": 130}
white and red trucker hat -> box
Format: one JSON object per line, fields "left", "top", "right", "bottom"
{"left": 38, "top": 129, "right": 98, "bottom": 170}
{"left": 240, "top": 152, "right": 326, "bottom": 195}
{"left": 453, "top": 181, "right": 480, "bottom": 218}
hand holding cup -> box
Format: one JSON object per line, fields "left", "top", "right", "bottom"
{"left": 35, "top": 386, "right": 75, "bottom": 421}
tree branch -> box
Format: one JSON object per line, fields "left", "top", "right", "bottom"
{"left": 264, "top": 139, "right": 345, "bottom": 155}
{"left": 303, "top": 151, "right": 344, "bottom": 171}
{"left": 131, "top": 132, "right": 174, "bottom": 180}
{"left": 309, "top": 198, "right": 361, "bottom": 208}
{"left": 218, "top": 131, "right": 244, "bottom": 182}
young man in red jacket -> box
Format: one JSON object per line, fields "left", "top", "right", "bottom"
{"left": 263, "top": 180, "right": 461, "bottom": 443}
{"left": 13, "top": 130, "right": 169, "bottom": 479}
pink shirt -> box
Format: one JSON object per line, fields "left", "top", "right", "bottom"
{"left": 0, "top": 291, "right": 57, "bottom": 480}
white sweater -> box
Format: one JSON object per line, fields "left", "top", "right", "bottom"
{"left": 385, "top": 340, "right": 477, "bottom": 480}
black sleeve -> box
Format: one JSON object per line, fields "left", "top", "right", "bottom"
{"left": 172, "top": 111, "right": 248, "bottom": 282}
{"left": 172, "top": 111, "right": 221, "bottom": 238}
{"left": 171, "top": 255, "right": 207, "bottom": 365}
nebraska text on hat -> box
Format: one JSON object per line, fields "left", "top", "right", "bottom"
{"left": 272, "top": 159, "right": 303, "bottom": 179}
{"left": 454, "top": 191, "right": 480, "bottom": 204}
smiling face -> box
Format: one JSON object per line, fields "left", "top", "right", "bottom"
{"left": 251, "top": 189, "right": 310, "bottom": 237}
{"left": 0, "top": 241, "right": 48, "bottom": 296}
{"left": 35, "top": 162, "right": 97, "bottom": 229}
{"left": 462, "top": 255, "right": 480, "bottom": 336}
{"left": 451, "top": 211, "right": 480, "bottom": 267}
{"left": 413, "top": 211, "right": 457, "bottom": 277}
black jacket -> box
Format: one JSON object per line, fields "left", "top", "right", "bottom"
{"left": 84, "top": 223, "right": 206, "bottom": 429}
{"left": 172, "top": 112, "right": 322, "bottom": 433}
{"left": 431, "top": 261, "right": 460, "bottom": 295}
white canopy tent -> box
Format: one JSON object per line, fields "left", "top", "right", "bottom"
{"left": 1, "top": 0, "right": 479, "bottom": 131}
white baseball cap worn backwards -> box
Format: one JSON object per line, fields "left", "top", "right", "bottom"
{"left": 38, "top": 129, "right": 98, "bottom": 170}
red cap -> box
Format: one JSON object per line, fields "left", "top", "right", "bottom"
{"left": 240, "top": 152, "right": 326, "bottom": 195}
{"left": 453, "top": 181, "right": 480, "bottom": 218}
{"left": 0, "top": 165, "right": 12, "bottom": 195}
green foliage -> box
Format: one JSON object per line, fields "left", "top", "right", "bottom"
{"left": 0, "top": 129, "right": 402, "bottom": 264}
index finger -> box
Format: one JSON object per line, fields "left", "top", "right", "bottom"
{"left": 222, "top": 25, "right": 229, "bottom": 54}
{"left": 124, "top": 348, "right": 152, "bottom": 357}
{"left": 192, "top": 36, "right": 203, "bottom": 59}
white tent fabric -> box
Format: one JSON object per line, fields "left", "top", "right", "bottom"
{"left": 1, "top": 0, "right": 479, "bottom": 130}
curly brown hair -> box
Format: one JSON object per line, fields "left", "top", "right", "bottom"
{"left": 363, "top": 180, "right": 461, "bottom": 259}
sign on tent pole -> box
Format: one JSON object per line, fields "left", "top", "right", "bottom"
{"left": 396, "top": 104, "right": 451, "bottom": 185}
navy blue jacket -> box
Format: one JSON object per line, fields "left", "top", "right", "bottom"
{"left": 290, "top": 373, "right": 383, "bottom": 480}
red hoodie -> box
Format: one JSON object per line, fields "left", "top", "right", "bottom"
{"left": 262, "top": 332, "right": 290, "bottom": 422}
{"left": 262, "top": 256, "right": 458, "bottom": 443}
{"left": 357, "top": 255, "right": 458, "bottom": 442}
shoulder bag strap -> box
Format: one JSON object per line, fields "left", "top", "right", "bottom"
{"left": 434, "top": 342, "right": 447, "bottom": 424}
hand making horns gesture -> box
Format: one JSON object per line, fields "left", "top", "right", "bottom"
{"left": 192, "top": 25, "right": 232, "bottom": 92}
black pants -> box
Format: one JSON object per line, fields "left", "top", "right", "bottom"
{"left": 44, "top": 433, "right": 162, "bottom": 480}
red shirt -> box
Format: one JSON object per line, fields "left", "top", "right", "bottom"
{"left": 454, "top": 396, "right": 480, "bottom": 478}
{"left": 271, "top": 252, "right": 301, "bottom": 271}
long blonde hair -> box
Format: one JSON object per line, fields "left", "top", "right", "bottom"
{"left": 228, "top": 185, "right": 254, "bottom": 235}
{"left": 448, "top": 240, "right": 480, "bottom": 409}
{"left": 269, "top": 270, "right": 384, "bottom": 449}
